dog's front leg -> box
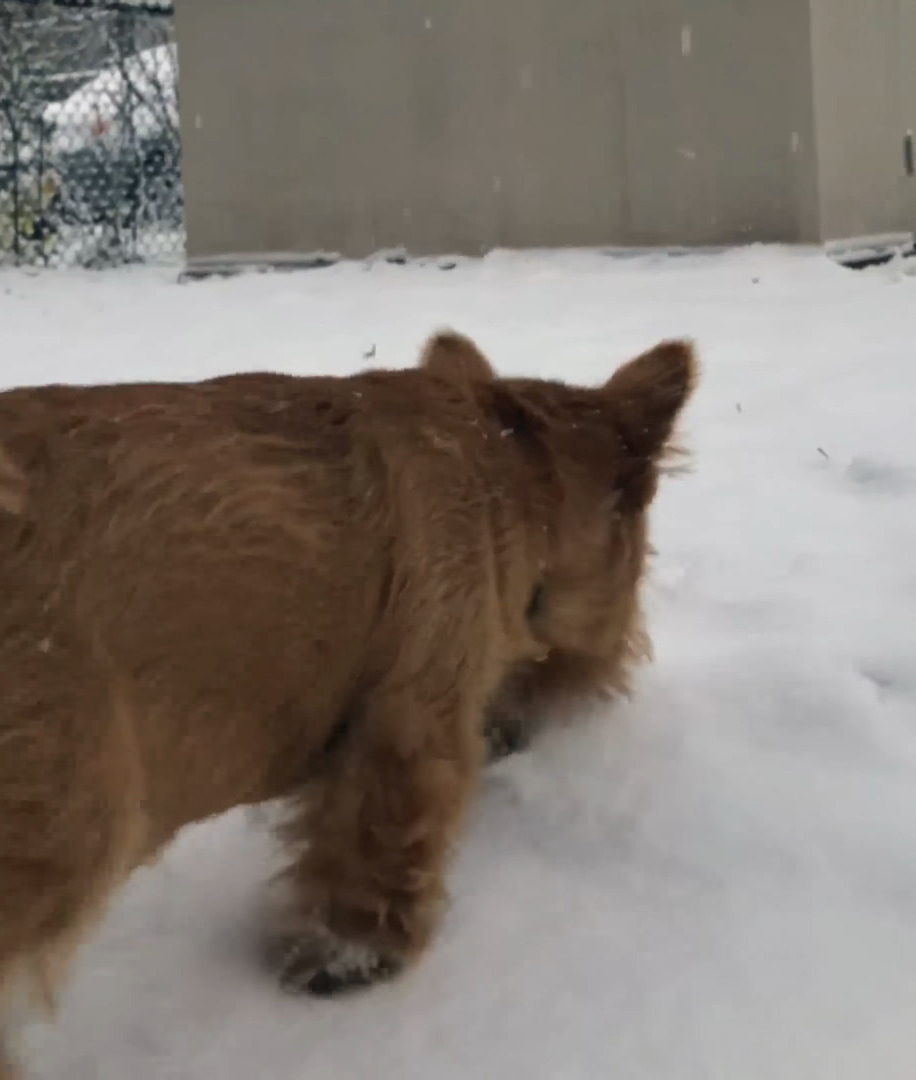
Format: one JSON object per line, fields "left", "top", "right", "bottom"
{"left": 267, "top": 680, "right": 484, "bottom": 997}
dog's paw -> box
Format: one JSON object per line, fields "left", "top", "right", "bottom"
{"left": 268, "top": 923, "right": 402, "bottom": 997}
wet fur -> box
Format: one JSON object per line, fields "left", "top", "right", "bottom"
{"left": 0, "top": 331, "right": 696, "bottom": 1076}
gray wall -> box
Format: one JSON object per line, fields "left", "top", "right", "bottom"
{"left": 175, "top": 0, "right": 634, "bottom": 262}
{"left": 174, "top": 0, "right": 911, "bottom": 268}
{"left": 809, "top": 0, "right": 916, "bottom": 241}
{"left": 611, "top": 0, "right": 819, "bottom": 246}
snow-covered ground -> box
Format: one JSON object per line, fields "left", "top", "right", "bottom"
{"left": 3, "top": 246, "right": 916, "bottom": 1079}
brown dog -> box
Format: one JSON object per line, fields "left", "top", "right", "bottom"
{"left": 0, "top": 330, "right": 696, "bottom": 1075}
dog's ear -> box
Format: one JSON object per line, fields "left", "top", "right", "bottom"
{"left": 419, "top": 330, "right": 496, "bottom": 384}
{"left": 605, "top": 339, "right": 697, "bottom": 508}
{"left": 422, "top": 330, "right": 548, "bottom": 447}
{"left": 0, "top": 444, "right": 27, "bottom": 516}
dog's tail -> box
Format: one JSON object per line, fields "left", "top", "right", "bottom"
{"left": 0, "top": 444, "right": 27, "bottom": 516}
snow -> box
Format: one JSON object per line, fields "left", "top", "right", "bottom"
{"left": 42, "top": 43, "right": 178, "bottom": 156}
{"left": 2, "top": 245, "right": 916, "bottom": 1078}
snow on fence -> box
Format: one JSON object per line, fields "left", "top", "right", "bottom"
{"left": 0, "top": 0, "right": 183, "bottom": 268}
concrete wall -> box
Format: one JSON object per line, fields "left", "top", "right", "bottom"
{"left": 613, "top": 0, "right": 819, "bottom": 246}
{"left": 809, "top": 0, "right": 916, "bottom": 242}
{"left": 175, "top": 0, "right": 632, "bottom": 263}
{"left": 175, "top": 0, "right": 906, "bottom": 269}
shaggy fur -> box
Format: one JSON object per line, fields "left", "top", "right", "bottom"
{"left": 0, "top": 330, "right": 696, "bottom": 1076}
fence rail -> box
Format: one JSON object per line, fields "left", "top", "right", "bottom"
{"left": 0, "top": 0, "right": 184, "bottom": 268}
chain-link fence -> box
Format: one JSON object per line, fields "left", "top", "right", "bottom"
{"left": 1, "top": 0, "right": 183, "bottom": 268}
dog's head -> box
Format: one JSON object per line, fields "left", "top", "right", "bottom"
{"left": 420, "top": 329, "right": 697, "bottom": 756}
